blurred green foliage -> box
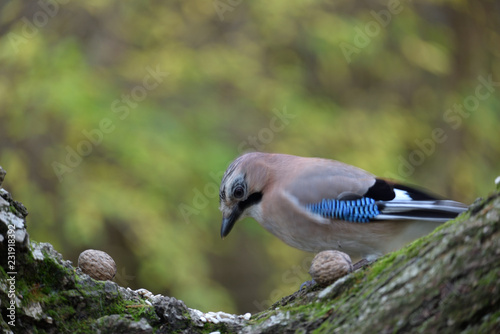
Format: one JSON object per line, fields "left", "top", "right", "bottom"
{"left": 0, "top": 0, "right": 499, "bottom": 313}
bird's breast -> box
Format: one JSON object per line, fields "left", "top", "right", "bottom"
{"left": 256, "top": 213, "right": 442, "bottom": 261}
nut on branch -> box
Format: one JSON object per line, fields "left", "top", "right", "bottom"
{"left": 309, "top": 250, "right": 353, "bottom": 287}
{"left": 78, "top": 249, "right": 117, "bottom": 281}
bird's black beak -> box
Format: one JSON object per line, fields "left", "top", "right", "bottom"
{"left": 220, "top": 207, "right": 241, "bottom": 238}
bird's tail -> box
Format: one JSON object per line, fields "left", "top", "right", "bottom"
{"left": 375, "top": 199, "right": 468, "bottom": 222}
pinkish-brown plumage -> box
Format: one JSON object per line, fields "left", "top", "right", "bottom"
{"left": 219, "top": 152, "right": 467, "bottom": 261}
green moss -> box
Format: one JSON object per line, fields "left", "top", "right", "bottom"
{"left": 467, "top": 310, "right": 500, "bottom": 333}
{"left": 15, "top": 248, "right": 74, "bottom": 302}
{"left": 122, "top": 299, "right": 158, "bottom": 323}
{"left": 9, "top": 205, "right": 19, "bottom": 216}
{"left": 364, "top": 253, "right": 397, "bottom": 282}
{"left": 313, "top": 318, "right": 336, "bottom": 333}
{"left": 7, "top": 244, "right": 163, "bottom": 333}
{"left": 478, "top": 268, "right": 499, "bottom": 287}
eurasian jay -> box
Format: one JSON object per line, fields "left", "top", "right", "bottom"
{"left": 219, "top": 152, "right": 468, "bottom": 261}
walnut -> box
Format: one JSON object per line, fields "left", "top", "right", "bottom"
{"left": 309, "top": 250, "right": 353, "bottom": 287}
{"left": 78, "top": 249, "right": 117, "bottom": 281}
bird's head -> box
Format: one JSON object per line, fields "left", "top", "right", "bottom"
{"left": 219, "top": 153, "right": 268, "bottom": 238}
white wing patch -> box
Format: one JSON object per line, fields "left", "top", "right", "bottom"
{"left": 393, "top": 189, "right": 412, "bottom": 201}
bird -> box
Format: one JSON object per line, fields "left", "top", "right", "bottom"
{"left": 219, "top": 152, "right": 468, "bottom": 262}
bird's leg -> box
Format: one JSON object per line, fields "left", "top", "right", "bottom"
{"left": 299, "top": 279, "right": 317, "bottom": 290}
{"left": 352, "top": 258, "right": 371, "bottom": 271}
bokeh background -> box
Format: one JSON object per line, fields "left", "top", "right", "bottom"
{"left": 0, "top": 0, "right": 499, "bottom": 314}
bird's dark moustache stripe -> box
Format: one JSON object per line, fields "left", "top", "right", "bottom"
{"left": 238, "top": 192, "right": 263, "bottom": 211}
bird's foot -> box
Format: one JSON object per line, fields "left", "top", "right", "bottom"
{"left": 299, "top": 279, "right": 317, "bottom": 290}
{"left": 353, "top": 258, "right": 372, "bottom": 271}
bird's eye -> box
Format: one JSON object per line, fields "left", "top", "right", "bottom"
{"left": 233, "top": 186, "right": 245, "bottom": 199}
